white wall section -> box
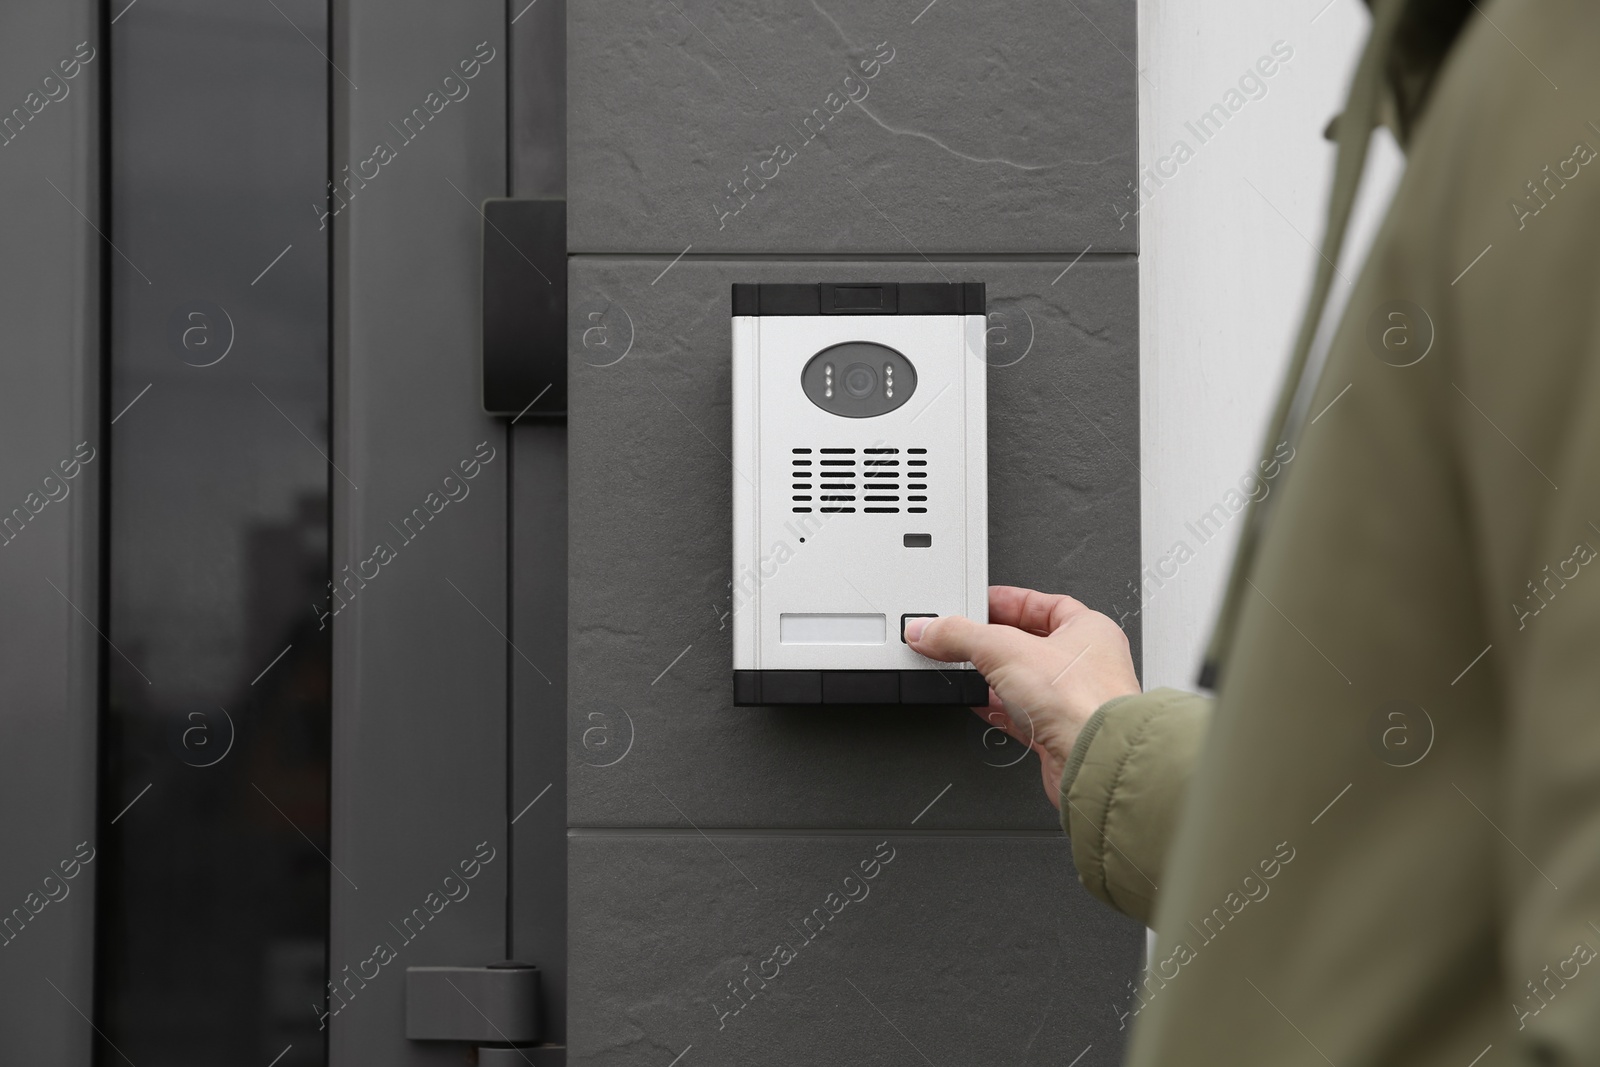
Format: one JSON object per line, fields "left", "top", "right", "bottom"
{"left": 1137, "top": 0, "right": 1406, "bottom": 689}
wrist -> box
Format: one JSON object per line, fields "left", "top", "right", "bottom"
{"left": 1048, "top": 690, "right": 1118, "bottom": 761}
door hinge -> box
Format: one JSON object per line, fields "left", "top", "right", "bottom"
{"left": 405, "top": 961, "right": 540, "bottom": 1044}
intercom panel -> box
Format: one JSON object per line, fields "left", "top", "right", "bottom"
{"left": 730, "top": 282, "right": 988, "bottom": 706}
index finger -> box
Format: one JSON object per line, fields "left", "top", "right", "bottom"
{"left": 987, "top": 585, "right": 1090, "bottom": 636}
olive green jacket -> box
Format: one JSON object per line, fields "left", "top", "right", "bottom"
{"left": 1062, "top": 1, "right": 1600, "bottom": 1063}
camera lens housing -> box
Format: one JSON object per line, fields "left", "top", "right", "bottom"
{"left": 842, "top": 363, "right": 877, "bottom": 398}
{"left": 801, "top": 342, "right": 916, "bottom": 418}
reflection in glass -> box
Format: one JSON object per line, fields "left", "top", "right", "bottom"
{"left": 99, "top": 2, "right": 331, "bottom": 1064}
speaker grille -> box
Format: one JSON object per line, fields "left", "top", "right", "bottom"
{"left": 790, "top": 447, "right": 928, "bottom": 514}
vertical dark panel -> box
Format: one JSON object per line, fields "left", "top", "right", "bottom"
{"left": 328, "top": 2, "right": 509, "bottom": 1064}
{"left": 510, "top": 424, "right": 568, "bottom": 1049}
{"left": 510, "top": 0, "right": 569, "bottom": 1052}
{"left": 0, "top": 3, "right": 101, "bottom": 1062}
{"left": 99, "top": 2, "right": 331, "bottom": 1064}
{"left": 510, "top": 0, "right": 565, "bottom": 200}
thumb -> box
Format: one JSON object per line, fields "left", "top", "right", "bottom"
{"left": 907, "top": 614, "right": 1034, "bottom": 677}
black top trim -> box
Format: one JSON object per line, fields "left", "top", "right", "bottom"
{"left": 731, "top": 282, "right": 985, "bottom": 317}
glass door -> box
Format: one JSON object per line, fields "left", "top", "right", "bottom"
{"left": 98, "top": 1, "right": 333, "bottom": 1063}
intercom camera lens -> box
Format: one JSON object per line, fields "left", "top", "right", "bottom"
{"left": 842, "top": 363, "right": 877, "bottom": 398}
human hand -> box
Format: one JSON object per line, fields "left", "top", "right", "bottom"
{"left": 905, "top": 586, "right": 1142, "bottom": 809}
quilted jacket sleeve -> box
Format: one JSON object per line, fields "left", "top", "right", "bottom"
{"left": 1058, "top": 687, "right": 1212, "bottom": 925}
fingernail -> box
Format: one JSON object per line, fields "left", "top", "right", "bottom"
{"left": 904, "top": 617, "right": 930, "bottom": 642}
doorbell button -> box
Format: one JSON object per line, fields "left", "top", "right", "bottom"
{"left": 901, "top": 614, "right": 937, "bottom": 643}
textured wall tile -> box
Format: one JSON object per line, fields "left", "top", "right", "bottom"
{"left": 567, "top": 257, "right": 1138, "bottom": 829}
{"left": 569, "top": 0, "right": 1136, "bottom": 253}
{"left": 569, "top": 834, "right": 1143, "bottom": 1065}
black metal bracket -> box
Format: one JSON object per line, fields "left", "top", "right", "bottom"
{"left": 482, "top": 198, "right": 566, "bottom": 418}
{"left": 405, "top": 961, "right": 541, "bottom": 1043}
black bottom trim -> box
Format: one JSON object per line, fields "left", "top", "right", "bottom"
{"left": 732, "top": 669, "right": 988, "bottom": 707}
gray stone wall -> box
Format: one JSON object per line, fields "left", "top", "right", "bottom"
{"left": 566, "top": 2, "right": 1143, "bottom": 1063}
